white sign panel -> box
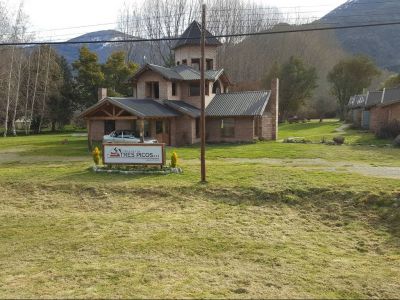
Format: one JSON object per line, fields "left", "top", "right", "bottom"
{"left": 103, "top": 144, "right": 165, "bottom": 165}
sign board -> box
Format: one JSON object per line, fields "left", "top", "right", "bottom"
{"left": 103, "top": 143, "right": 165, "bottom": 165}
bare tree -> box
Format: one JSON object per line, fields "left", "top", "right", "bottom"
{"left": 28, "top": 46, "right": 41, "bottom": 134}
{"left": 11, "top": 50, "right": 24, "bottom": 136}
{"left": 3, "top": 46, "right": 15, "bottom": 137}
{"left": 23, "top": 52, "right": 32, "bottom": 134}
{"left": 38, "top": 46, "right": 52, "bottom": 133}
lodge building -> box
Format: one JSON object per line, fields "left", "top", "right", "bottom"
{"left": 80, "top": 21, "right": 279, "bottom": 147}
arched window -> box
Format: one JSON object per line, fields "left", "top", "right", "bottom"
{"left": 212, "top": 81, "right": 221, "bottom": 94}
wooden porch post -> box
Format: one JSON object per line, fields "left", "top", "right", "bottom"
{"left": 87, "top": 119, "right": 92, "bottom": 151}
{"left": 162, "top": 119, "right": 166, "bottom": 145}
{"left": 139, "top": 118, "right": 145, "bottom": 143}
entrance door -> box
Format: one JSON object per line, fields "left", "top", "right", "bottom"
{"left": 362, "top": 111, "right": 370, "bottom": 129}
{"left": 104, "top": 120, "right": 115, "bottom": 134}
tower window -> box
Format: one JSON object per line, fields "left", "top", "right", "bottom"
{"left": 191, "top": 58, "right": 200, "bottom": 70}
{"left": 172, "top": 82, "right": 177, "bottom": 96}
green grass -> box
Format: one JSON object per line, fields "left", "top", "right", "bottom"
{"left": 0, "top": 120, "right": 399, "bottom": 298}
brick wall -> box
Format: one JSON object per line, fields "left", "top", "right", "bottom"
{"left": 136, "top": 71, "right": 169, "bottom": 99}
{"left": 388, "top": 102, "right": 400, "bottom": 122}
{"left": 89, "top": 120, "right": 104, "bottom": 141}
{"left": 370, "top": 107, "right": 389, "bottom": 133}
{"left": 206, "top": 117, "right": 254, "bottom": 143}
{"left": 115, "top": 120, "right": 132, "bottom": 131}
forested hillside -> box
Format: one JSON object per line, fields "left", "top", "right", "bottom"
{"left": 322, "top": 0, "right": 400, "bottom": 72}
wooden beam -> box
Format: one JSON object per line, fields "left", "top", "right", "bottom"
{"left": 101, "top": 109, "right": 113, "bottom": 117}
{"left": 88, "top": 116, "right": 138, "bottom": 120}
{"left": 116, "top": 109, "right": 127, "bottom": 117}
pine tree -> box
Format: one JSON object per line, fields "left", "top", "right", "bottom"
{"left": 72, "top": 46, "right": 104, "bottom": 108}
{"left": 102, "top": 51, "right": 138, "bottom": 97}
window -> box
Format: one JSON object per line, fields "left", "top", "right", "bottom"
{"left": 172, "top": 82, "right": 177, "bottom": 96}
{"left": 206, "top": 59, "right": 214, "bottom": 70}
{"left": 212, "top": 81, "right": 221, "bottom": 94}
{"left": 196, "top": 118, "right": 200, "bottom": 138}
{"left": 221, "top": 118, "right": 235, "bottom": 138}
{"left": 205, "top": 82, "right": 209, "bottom": 96}
{"left": 104, "top": 120, "right": 115, "bottom": 135}
{"left": 156, "top": 121, "right": 163, "bottom": 134}
{"left": 191, "top": 58, "right": 200, "bottom": 70}
{"left": 144, "top": 120, "right": 151, "bottom": 137}
{"left": 145, "top": 82, "right": 160, "bottom": 99}
{"left": 182, "top": 59, "right": 187, "bottom": 65}
{"left": 189, "top": 83, "right": 200, "bottom": 96}
{"left": 177, "top": 61, "right": 180, "bottom": 65}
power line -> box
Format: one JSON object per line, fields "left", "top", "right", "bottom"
{"left": 4, "top": 0, "right": 400, "bottom": 37}
{"left": 1, "top": 19, "right": 400, "bottom": 47}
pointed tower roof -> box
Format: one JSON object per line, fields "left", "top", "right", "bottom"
{"left": 173, "top": 20, "right": 222, "bottom": 50}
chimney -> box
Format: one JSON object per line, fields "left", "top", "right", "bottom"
{"left": 98, "top": 88, "right": 107, "bottom": 101}
{"left": 271, "top": 78, "right": 279, "bottom": 140}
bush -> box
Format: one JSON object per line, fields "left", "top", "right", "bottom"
{"left": 283, "top": 137, "right": 312, "bottom": 144}
{"left": 377, "top": 120, "right": 400, "bottom": 139}
{"left": 333, "top": 136, "right": 345, "bottom": 145}
{"left": 92, "top": 147, "right": 101, "bottom": 165}
{"left": 394, "top": 135, "right": 400, "bottom": 147}
{"left": 171, "top": 151, "right": 178, "bottom": 168}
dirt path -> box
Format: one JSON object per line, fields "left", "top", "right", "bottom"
{"left": 335, "top": 124, "right": 351, "bottom": 134}
{"left": 1, "top": 149, "right": 399, "bottom": 180}
{"left": 182, "top": 158, "right": 400, "bottom": 180}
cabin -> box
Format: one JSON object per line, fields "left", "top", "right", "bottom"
{"left": 347, "top": 87, "right": 400, "bottom": 134}
{"left": 80, "top": 21, "right": 279, "bottom": 147}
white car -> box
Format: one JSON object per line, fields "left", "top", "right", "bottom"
{"left": 103, "top": 130, "right": 158, "bottom": 144}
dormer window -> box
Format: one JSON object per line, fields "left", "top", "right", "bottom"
{"left": 206, "top": 59, "right": 214, "bottom": 70}
{"left": 177, "top": 61, "right": 180, "bottom": 65}
{"left": 182, "top": 59, "right": 187, "bottom": 65}
{"left": 191, "top": 58, "right": 200, "bottom": 70}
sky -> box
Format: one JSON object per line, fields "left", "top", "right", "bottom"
{"left": 15, "top": 0, "right": 348, "bottom": 41}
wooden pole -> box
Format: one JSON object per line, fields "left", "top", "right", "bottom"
{"left": 200, "top": 3, "right": 206, "bottom": 183}
{"left": 139, "top": 118, "right": 145, "bottom": 143}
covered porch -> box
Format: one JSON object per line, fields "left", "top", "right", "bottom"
{"left": 80, "top": 97, "right": 180, "bottom": 148}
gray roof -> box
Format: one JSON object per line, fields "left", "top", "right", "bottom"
{"left": 163, "top": 100, "right": 200, "bottom": 118}
{"left": 365, "top": 91, "right": 383, "bottom": 108}
{"left": 348, "top": 94, "right": 367, "bottom": 109}
{"left": 382, "top": 87, "right": 400, "bottom": 106}
{"left": 206, "top": 91, "right": 271, "bottom": 117}
{"left": 133, "top": 64, "right": 225, "bottom": 82}
{"left": 80, "top": 98, "right": 180, "bottom": 118}
{"left": 172, "top": 21, "right": 222, "bottom": 50}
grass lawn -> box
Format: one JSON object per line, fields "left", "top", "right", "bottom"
{"left": 0, "top": 120, "right": 399, "bottom": 298}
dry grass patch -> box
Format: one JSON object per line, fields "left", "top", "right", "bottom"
{"left": 0, "top": 182, "right": 399, "bottom": 299}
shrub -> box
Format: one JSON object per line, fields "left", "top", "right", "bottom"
{"left": 394, "top": 135, "right": 400, "bottom": 147}
{"left": 333, "top": 136, "right": 345, "bottom": 145}
{"left": 92, "top": 147, "right": 101, "bottom": 165}
{"left": 171, "top": 151, "right": 178, "bottom": 168}
{"left": 377, "top": 120, "right": 400, "bottom": 139}
{"left": 283, "top": 137, "right": 312, "bottom": 144}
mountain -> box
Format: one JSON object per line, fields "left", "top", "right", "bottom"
{"left": 54, "top": 29, "right": 154, "bottom": 65}
{"left": 322, "top": 0, "right": 400, "bottom": 72}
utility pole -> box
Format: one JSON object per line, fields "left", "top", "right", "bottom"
{"left": 200, "top": 3, "right": 206, "bottom": 183}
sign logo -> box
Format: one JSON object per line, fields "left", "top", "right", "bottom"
{"left": 103, "top": 144, "right": 165, "bottom": 165}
